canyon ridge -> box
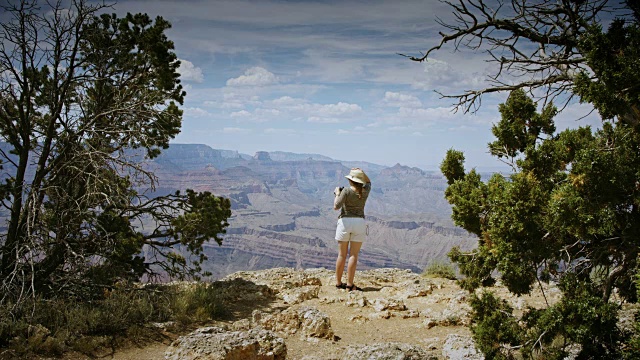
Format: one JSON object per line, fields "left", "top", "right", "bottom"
{"left": 142, "top": 144, "right": 480, "bottom": 279}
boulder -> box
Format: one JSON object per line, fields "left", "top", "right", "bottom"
{"left": 442, "top": 334, "right": 484, "bottom": 360}
{"left": 344, "top": 342, "right": 431, "bottom": 360}
{"left": 421, "top": 300, "right": 471, "bottom": 328}
{"left": 253, "top": 306, "right": 334, "bottom": 339}
{"left": 280, "top": 285, "right": 320, "bottom": 304}
{"left": 372, "top": 298, "right": 407, "bottom": 312}
{"left": 164, "top": 326, "right": 286, "bottom": 360}
{"left": 345, "top": 292, "right": 368, "bottom": 307}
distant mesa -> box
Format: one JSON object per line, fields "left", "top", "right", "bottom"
{"left": 253, "top": 151, "right": 272, "bottom": 161}
{"left": 380, "top": 163, "right": 425, "bottom": 176}
{"left": 268, "top": 151, "right": 334, "bottom": 162}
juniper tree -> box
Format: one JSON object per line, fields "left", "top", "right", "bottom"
{"left": 412, "top": 0, "right": 640, "bottom": 358}
{"left": 0, "top": 0, "right": 231, "bottom": 303}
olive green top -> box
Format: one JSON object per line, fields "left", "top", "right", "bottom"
{"left": 334, "top": 183, "right": 371, "bottom": 219}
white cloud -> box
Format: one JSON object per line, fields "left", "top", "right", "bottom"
{"left": 255, "top": 108, "right": 281, "bottom": 116}
{"left": 178, "top": 59, "right": 204, "bottom": 83}
{"left": 223, "top": 127, "right": 250, "bottom": 133}
{"left": 264, "top": 128, "right": 296, "bottom": 134}
{"left": 447, "top": 125, "right": 475, "bottom": 132}
{"left": 272, "top": 96, "right": 304, "bottom": 106}
{"left": 220, "top": 102, "right": 244, "bottom": 109}
{"left": 245, "top": 98, "right": 363, "bottom": 124}
{"left": 308, "top": 116, "right": 340, "bottom": 123}
{"left": 183, "top": 107, "right": 211, "bottom": 118}
{"left": 383, "top": 91, "right": 422, "bottom": 108}
{"left": 300, "top": 49, "right": 366, "bottom": 83}
{"left": 397, "top": 106, "right": 456, "bottom": 121}
{"left": 226, "top": 67, "right": 279, "bottom": 87}
{"left": 553, "top": 102, "right": 602, "bottom": 131}
{"left": 219, "top": 91, "right": 263, "bottom": 109}
{"left": 365, "top": 104, "right": 490, "bottom": 134}
{"left": 300, "top": 102, "right": 361, "bottom": 123}
{"left": 228, "top": 109, "right": 272, "bottom": 123}
{"left": 230, "top": 110, "right": 251, "bottom": 118}
{"left": 388, "top": 126, "right": 412, "bottom": 131}
{"left": 314, "top": 102, "right": 361, "bottom": 117}
{"left": 412, "top": 58, "right": 486, "bottom": 92}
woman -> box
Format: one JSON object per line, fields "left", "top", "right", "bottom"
{"left": 333, "top": 168, "right": 371, "bottom": 291}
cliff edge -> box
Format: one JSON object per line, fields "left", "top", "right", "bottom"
{"left": 113, "top": 267, "right": 562, "bottom": 360}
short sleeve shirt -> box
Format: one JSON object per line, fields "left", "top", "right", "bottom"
{"left": 335, "top": 183, "right": 371, "bottom": 219}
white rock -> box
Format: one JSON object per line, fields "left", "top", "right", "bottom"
{"left": 344, "top": 342, "right": 430, "bottom": 360}
{"left": 442, "top": 334, "right": 484, "bottom": 360}
{"left": 164, "top": 327, "right": 286, "bottom": 360}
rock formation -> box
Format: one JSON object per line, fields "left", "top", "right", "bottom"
{"left": 161, "top": 267, "right": 539, "bottom": 359}
{"left": 165, "top": 327, "right": 287, "bottom": 360}
{"left": 253, "top": 151, "right": 273, "bottom": 161}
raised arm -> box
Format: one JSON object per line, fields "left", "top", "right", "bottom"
{"left": 333, "top": 186, "right": 345, "bottom": 210}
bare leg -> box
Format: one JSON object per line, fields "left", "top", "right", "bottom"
{"left": 346, "top": 241, "right": 363, "bottom": 286}
{"left": 335, "top": 241, "right": 349, "bottom": 286}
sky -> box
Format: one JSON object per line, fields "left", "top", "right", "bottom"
{"left": 108, "top": 0, "right": 602, "bottom": 171}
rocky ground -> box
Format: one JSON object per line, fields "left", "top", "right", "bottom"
{"left": 93, "top": 267, "right": 564, "bottom": 360}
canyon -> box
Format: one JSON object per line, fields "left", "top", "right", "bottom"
{"left": 145, "top": 144, "right": 479, "bottom": 279}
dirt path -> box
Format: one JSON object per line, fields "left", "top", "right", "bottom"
{"left": 108, "top": 343, "right": 168, "bottom": 360}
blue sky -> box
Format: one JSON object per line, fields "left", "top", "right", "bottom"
{"left": 112, "top": 0, "right": 602, "bottom": 171}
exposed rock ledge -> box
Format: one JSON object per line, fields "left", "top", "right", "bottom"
{"left": 225, "top": 227, "right": 325, "bottom": 247}
{"left": 161, "top": 267, "right": 522, "bottom": 359}
{"left": 367, "top": 215, "right": 470, "bottom": 236}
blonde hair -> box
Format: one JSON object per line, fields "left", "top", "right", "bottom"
{"left": 349, "top": 179, "right": 363, "bottom": 199}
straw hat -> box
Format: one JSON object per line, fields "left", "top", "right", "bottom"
{"left": 345, "top": 168, "right": 369, "bottom": 184}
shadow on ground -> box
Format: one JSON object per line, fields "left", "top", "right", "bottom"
{"left": 210, "top": 277, "right": 279, "bottom": 321}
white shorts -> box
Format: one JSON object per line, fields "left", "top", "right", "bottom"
{"left": 335, "top": 217, "right": 366, "bottom": 243}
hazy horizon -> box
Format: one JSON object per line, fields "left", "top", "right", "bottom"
{"left": 170, "top": 142, "right": 511, "bottom": 173}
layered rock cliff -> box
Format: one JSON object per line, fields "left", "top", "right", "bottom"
{"left": 142, "top": 144, "right": 479, "bottom": 280}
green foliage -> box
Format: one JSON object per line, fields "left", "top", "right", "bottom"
{"left": 422, "top": 260, "right": 457, "bottom": 280}
{"left": 449, "top": 246, "right": 496, "bottom": 291}
{"left": 0, "top": 1, "right": 231, "bottom": 304}
{"left": 554, "top": 276, "right": 621, "bottom": 357}
{"left": 440, "top": 149, "right": 466, "bottom": 185}
{"left": 626, "top": 266, "right": 640, "bottom": 359}
{"left": 443, "top": 168, "right": 487, "bottom": 237}
{"left": 469, "top": 291, "right": 523, "bottom": 359}
{"left": 489, "top": 90, "right": 556, "bottom": 159}
{"left": 573, "top": 19, "right": 640, "bottom": 124}
{"left": 170, "top": 283, "right": 229, "bottom": 324}
{"left": 427, "top": 1, "right": 640, "bottom": 357}
{"left": 442, "top": 91, "right": 640, "bottom": 356}
{"left": 468, "top": 277, "right": 622, "bottom": 360}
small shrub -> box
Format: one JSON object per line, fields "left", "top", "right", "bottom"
{"left": 423, "top": 260, "right": 457, "bottom": 280}
{"left": 470, "top": 291, "right": 523, "bottom": 359}
{"left": 171, "top": 282, "right": 228, "bottom": 324}
{"left": 0, "top": 282, "right": 228, "bottom": 358}
{"left": 68, "top": 335, "right": 110, "bottom": 355}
